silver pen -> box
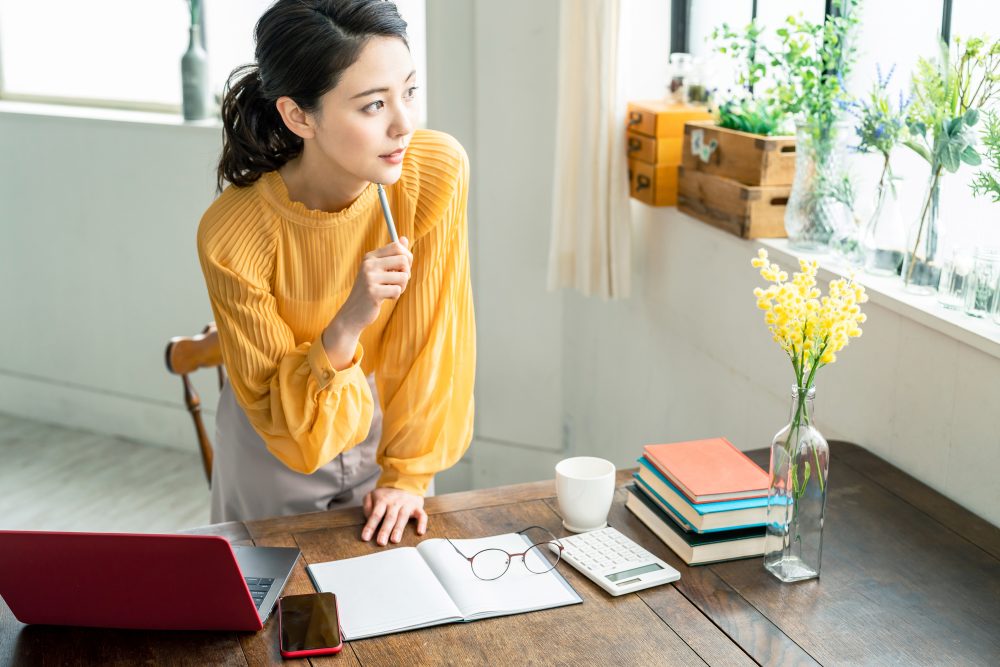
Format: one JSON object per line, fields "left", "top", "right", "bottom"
{"left": 376, "top": 183, "right": 399, "bottom": 243}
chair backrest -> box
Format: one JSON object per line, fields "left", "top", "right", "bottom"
{"left": 165, "top": 323, "right": 225, "bottom": 487}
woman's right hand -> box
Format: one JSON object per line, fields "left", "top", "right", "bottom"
{"left": 323, "top": 238, "right": 412, "bottom": 368}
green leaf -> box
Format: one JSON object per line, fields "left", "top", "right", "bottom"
{"left": 964, "top": 108, "right": 980, "bottom": 127}
{"left": 941, "top": 143, "right": 962, "bottom": 172}
{"left": 948, "top": 116, "right": 963, "bottom": 136}
{"left": 903, "top": 140, "right": 932, "bottom": 163}
{"left": 961, "top": 145, "right": 982, "bottom": 166}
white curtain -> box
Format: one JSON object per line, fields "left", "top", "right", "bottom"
{"left": 547, "top": 0, "right": 631, "bottom": 299}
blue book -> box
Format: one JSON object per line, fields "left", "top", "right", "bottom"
{"left": 625, "top": 485, "right": 766, "bottom": 565}
{"left": 635, "top": 457, "right": 767, "bottom": 533}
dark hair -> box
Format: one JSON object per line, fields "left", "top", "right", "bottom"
{"left": 217, "top": 0, "right": 408, "bottom": 191}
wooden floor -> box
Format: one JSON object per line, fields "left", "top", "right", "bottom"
{"left": 0, "top": 412, "right": 210, "bottom": 533}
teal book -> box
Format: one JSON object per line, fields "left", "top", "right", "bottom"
{"left": 635, "top": 457, "right": 767, "bottom": 533}
{"left": 625, "top": 485, "right": 766, "bottom": 566}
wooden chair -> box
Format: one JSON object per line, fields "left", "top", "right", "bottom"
{"left": 165, "top": 322, "right": 225, "bottom": 487}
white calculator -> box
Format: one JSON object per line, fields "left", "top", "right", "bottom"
{"left": 552, "top": 526, "right": 680, "bottom": 596}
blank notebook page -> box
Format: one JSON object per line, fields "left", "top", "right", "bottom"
{"left": 308, "top": 547, "right": 460, "bottom": 639}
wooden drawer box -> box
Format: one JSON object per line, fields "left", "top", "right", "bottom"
{"left": 626, "top": 100, "right": 713, "bottom": 138}
{"left": 629, "top": 160, "right": 678, "bottom": 207}
{"left": 627, "top": 131, "right": 683, "bottom": 165}
{"left": 682, "top": 121, "right": 796, "bottom": 186}
{"left": 677, "top": 167, "right": 789, "bottom": 238}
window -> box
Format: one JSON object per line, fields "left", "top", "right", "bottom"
{"left": 681, "top": 0, "right": 1000, "bottom": 251}
{"left": 0, "top": 0, "right": 427, "bottom": 124}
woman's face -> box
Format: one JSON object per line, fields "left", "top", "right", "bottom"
{"left": 310, "top": 36, "right": 418, "bottom": 188}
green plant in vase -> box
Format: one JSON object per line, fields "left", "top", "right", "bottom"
{"left": 902, "top": 36, "right": 1000, "bottom": 293}
{"left": 845, "top": 65, "right": 911, "bottom": 274}
{"left": 762, "top": 1, "right": 861, "bottom": 251}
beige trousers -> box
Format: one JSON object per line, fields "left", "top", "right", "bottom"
{"left": 210, "top": 376, "right": 383, "bottom": 524}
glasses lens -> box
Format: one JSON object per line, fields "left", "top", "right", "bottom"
{"left": 524, "top": 542, "right": 561, "bottom": 574}
{"left": 471, "top": 549, "right": 511, "bottom": 580}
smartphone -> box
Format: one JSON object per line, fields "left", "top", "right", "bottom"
{"left": 278, "top": 592, "right": 343, "bottom": 658}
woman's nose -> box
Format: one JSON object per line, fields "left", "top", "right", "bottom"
{"left": 390, "top": 104, "right": 414, "bottom": 137}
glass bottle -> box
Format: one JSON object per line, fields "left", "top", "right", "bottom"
{"left": 901, "top": 167, "right": 944, "bottom": 294}
{"left": 861, "top": 159, "right": 907, "bottom": 276}
{"left": 785, "top": 121, "right": 853, "bottom": 252}
{"left": 764, "top": 385, "right": 829, "bottom": 583}
{"left": 666, "top": 53, "right": 693, "bottom": 105}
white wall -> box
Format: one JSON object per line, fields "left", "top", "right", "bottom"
{"left": 0, "top": 107, "right": 223, "bottom": 455}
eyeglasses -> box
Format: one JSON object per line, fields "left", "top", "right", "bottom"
{"left": 445, "top": 525, "right": 565, "bottom": 581}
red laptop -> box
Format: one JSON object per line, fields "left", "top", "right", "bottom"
{"left": 0, "top": 531, "right": 299, "bottom": 631}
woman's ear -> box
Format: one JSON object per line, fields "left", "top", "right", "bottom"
{"left": 275, "top": 96, "right": 316, "bottom": 140}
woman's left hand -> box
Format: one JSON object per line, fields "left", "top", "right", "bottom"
{"left": 361, "top": 487, "right": 428, "bottom": 546}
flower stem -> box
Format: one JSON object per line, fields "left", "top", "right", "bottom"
{"left": 905, "top": 166, "right": 941, "bottom": 285}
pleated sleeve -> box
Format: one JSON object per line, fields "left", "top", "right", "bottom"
{"left": 197, "top": 200, "right": 374, "bottom": 474}
{"left": 375, "top": 134, "right": 476, "bottom": 495}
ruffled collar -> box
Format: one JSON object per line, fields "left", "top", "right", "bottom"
{"left": 256, "top": 171, "right": 378, "bottom": 228}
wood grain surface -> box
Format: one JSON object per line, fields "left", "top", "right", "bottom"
{"left": 2, "top": 443, "right": 998, "bottom": 666}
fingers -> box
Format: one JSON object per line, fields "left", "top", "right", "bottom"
{"left": 362, "top": 491, "right": 373, "bottom": 517}
{"left": 376, "top": 504, "right": 401, "bottom": 546}
{"left": 368, "top": 238, "right": 413, "bottom": 263}
{"left": 415, "top": 508, "right": 428, "bottom": 536}
{"left": 361, "top": 501, "right": 386, "bottom": 542}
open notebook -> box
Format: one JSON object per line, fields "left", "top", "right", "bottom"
{"left": 306, "top": 532, "right": 582, "bottom": 640}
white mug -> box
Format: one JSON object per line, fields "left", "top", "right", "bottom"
{"left": 555, "top": 457, "right": 616, "bottom": 533}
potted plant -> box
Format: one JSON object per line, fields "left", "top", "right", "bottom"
{"left": 675, "top": 21, "right": 797, "bottom": 240}
{"left": 901, "top": 36, "right": 1000, "bottom": 293}
{"left": 762, "top": 1, "right": 860, "bottom": 251}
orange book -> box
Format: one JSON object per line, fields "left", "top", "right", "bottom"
{"left": 642, "top": 438, "right": 769, "bottom": 504}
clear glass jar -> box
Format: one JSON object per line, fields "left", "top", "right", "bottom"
{"left": 937, "top": 247, "right": 975, "bottom": 309}
{"left": 764, "top": 385, "right": 829, "bottom": 583}
{"left": 784, "top": 120, "right": 853, "bottom": 252}
{"left": 964, "top": 249, "right": 1000, "bottom": 318}
{"left": 667, "top": 52, "right": 693, "bottom": 104}
{"left": 861, "top": 159, "right": 907, "bottom": 276}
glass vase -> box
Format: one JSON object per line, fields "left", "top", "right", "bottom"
{"left": 901, "top": 167, "right": 944, "bottom": 294}
{"left": 784, "top": 121, "right": 853, "bottom": 252}
{"left": 764, "top": 385, "right": 829, "bottom": 583}
{"left": 861, "top": 159, "right": 907, "bottom": 276}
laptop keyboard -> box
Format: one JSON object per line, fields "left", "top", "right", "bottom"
{"left": 244, "top": 577, "right": 275, "bottom": 609}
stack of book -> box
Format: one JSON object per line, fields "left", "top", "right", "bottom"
{"left": 625, "top": 437, "right": 770, "bottom": 565}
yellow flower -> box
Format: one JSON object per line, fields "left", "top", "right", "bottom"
{"left": 750, "top": 247, "right": 867, "bottom": 385}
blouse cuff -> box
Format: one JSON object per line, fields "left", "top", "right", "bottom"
{"left": 377, "top": 467, "right": 435, "bottom": 496}
{"left": 307, "top": 335, "right": 364, "bottom": 392}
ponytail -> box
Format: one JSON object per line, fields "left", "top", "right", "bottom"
{"left": 216, "top": 64, "right": 303, "bottom": 192}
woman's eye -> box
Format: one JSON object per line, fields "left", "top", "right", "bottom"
{"left": 363, "top": 100, "right": 385, "bottom": 113}
{"left": 405, "top": 86, "right": 419, "bottom": 100}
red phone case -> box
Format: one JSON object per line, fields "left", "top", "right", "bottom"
{"left": 278, "top": 593, "right": 344, "bottom": 658}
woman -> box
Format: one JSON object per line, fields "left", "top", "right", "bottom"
{"left": 197, "top": 0, "right": 475, "bottom": 547}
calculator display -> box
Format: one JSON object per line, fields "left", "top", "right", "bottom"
{"left": 605, "top": 562, "right": 664, "bottom": 582}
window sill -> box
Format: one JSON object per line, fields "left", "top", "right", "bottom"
{"left": 0, "top": 100, "right": 221, "bottom": 130}
{"left": 758, "top": 238, "right": 1000, "bottom": 361}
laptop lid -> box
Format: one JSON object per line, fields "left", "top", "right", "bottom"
{"left": 0, "top": 531, "right": 299, "bottom": 632}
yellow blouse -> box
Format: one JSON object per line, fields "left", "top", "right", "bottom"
{"left": 197, "top": 129, "right": 475, "bottom": 496}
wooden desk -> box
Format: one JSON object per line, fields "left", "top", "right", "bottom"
{"left": 2, "top": 442, "right": 999, "bottom": 666}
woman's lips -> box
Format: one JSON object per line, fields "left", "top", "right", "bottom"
{"left": 379, "top": 148, "right": 405, "bottom": 165}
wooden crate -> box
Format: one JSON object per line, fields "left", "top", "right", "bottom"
{"left": 682, "top": 120, "right": 796, "bottom": 186}
{"left": 626, "top": 131, "right": 683, "bottom": 165}
{"left": 629, "top": 160, "right": 678, "bottom": 207}
{"left": 626, "top": 100, "right": 713, "bottom": 138}
{"left": 677, "top": 167, "right": 789, "bottom": 239}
